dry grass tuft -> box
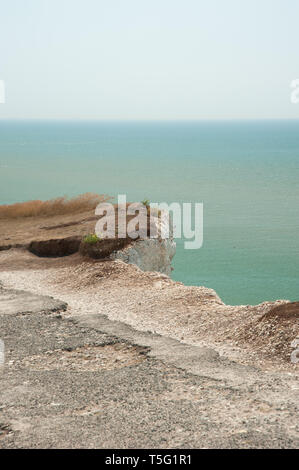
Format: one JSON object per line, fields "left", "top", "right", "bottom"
{"left": 0, "top": 193, "right": 111, "bottom": 219}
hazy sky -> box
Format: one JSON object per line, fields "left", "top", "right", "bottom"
{"left": 0, "top": 0, "right": 299, "bottom": 120}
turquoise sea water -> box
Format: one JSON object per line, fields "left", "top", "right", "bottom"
{"left": 0, "top": 120, "right": 299, "bottom": 305}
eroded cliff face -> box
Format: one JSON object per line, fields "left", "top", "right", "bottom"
{"left": 1, "top": 207, "right": 176, "bottom": 276}
{"left": 111, "top": 238, "right": 176, "bottom": 276}
{"left": 111, "top": 211, "right": 176, "bottom": 275}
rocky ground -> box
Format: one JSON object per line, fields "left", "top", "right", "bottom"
{"left": 1, "top": 249, "right": 297, "bottom": 371}
{"left": 0, "top": 249, "right": 298, "bottom": 448}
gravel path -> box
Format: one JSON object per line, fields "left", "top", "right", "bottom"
{"left": 0, "top": 250, "right": 298, "bottom": 448}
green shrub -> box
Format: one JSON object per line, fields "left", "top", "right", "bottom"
{"left": 141, "top": 199, "right": 150, "bottom": 207}
{"left": 83, "top": 233, "right": 100, "bottom": 244}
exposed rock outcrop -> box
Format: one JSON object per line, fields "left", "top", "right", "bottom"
{"left": 110, "top": 210, "right": 176, "bottom": 275}
{"left": 111, "top": 238, "right": 176, "bottom": 276}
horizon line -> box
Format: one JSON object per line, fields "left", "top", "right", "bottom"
{"left": 0, "top": 117, "right": 299, "bottom": 123}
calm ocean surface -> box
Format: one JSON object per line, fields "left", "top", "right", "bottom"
{"left": 0, "top": 120, "right": 299, "bottom": 305}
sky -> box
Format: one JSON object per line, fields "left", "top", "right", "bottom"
{"left": 0, "top": 0, "right": 299, "bottom": 120}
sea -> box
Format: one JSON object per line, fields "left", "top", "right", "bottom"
{"left": 0, "top": 119, "right": 299, "bottom": 306}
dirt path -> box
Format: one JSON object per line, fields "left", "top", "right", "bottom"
{"left": 0, "top": 250, "right": 298, "bottom": 448}
{"left": 0, "top": 249, "right": 297, "bottom": 371}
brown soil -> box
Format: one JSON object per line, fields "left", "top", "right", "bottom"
{"left": 28, "top": 236, "right": 82, "bottom": 257}
{"left": 261, "top": 302, "right": 299, "bottom": 321}
{"left": 0, "top": 203, "right": 154, "bottom": 257}
{"left": 0, "top": 209, "right": 97, "bottom": 250}
{"left": 79, "top": 237, "right": 133, "bottom": 259}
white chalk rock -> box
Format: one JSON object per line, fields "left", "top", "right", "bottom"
{"left": 111, "top": 210, "right": 176, "bottom": 276}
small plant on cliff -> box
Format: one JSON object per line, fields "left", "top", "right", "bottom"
{"left": 83, "top": 233, "right": 100, "bottom": 244}
{"left": 140, "top": 199, "right": 162, "bottom": 218}
{"left": 141, "top": 198, "right": 150, "bottom": 207}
